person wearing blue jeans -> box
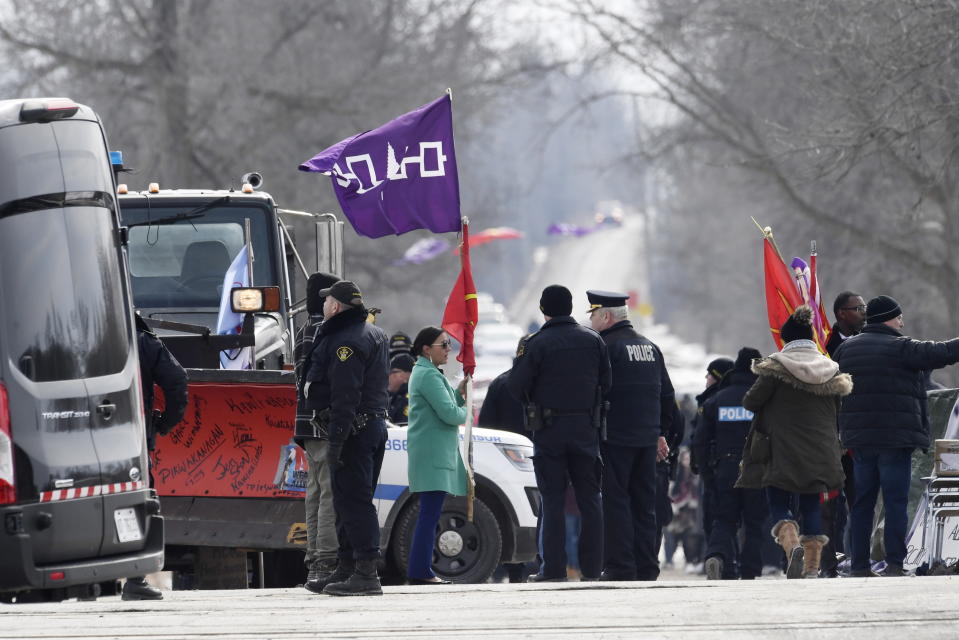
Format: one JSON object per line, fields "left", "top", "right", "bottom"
{"left": 737, "top": 306, "right": 851, "bottom": 579}
{"left": 835, "top": 295, "right": 959, "bottom": 577}
{"left": 849, "top": 447, "right": 913, "bottom": 574}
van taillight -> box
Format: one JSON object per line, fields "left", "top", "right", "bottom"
{"left": 0, "top": 383, "right": 14, "bottom": 504}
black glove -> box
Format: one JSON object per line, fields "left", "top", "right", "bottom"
{"left": 327, "top": 441, "right": 344, "bottom": 470}
{"left": 152, "top": 410, "right": 173, "bottom": 436}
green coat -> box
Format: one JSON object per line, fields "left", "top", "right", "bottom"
{"left": 407, "top": 356, "right": 468, "bottom": 495}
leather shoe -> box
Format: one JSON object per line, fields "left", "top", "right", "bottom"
{"left": 407, "top": 576, "right": 452, "bottom": 585}
{"left": 527, "top": 573, "right": 567, "bottom": 583}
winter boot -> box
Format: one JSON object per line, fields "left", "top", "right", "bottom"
{"left": 121, "top": 576, "right": 163, "bottom": 601}
{"left": 705, "top": 556, "right": 724, "bottom": 581}
{"left": 800, "top": 535, "right": 829, "bottom": 579}
{"left": 304, "top": 558, "right": 338, "bottom": 590}
{"left": 323, "top": 558, "right": 383, "bottom": 596}
{"left": 772, "top": 520, "right": 804, "bottom": 580}
{"left": 306, "top": 558, "right": 352, "bottom": 594}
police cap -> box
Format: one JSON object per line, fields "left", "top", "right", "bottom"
{"left": 586, "top": 289, "right": 630, "bottom": 313}
{"left": 319, "top": 280, "right": 364, "bottom": 307}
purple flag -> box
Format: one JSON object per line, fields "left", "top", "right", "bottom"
{"left": 299, "top": 94, "right": 461, "bottom": 238}
{"left": 394, "top": 237, "right": 450, "bottom": 265}
{"left": 547, "top": 222, "right": 596, "bottom": 237}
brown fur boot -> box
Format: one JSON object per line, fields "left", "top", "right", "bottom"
{"left": 772, "top": 520, "right": 803, "bottom": 579}
{"left": 800, "top": 535, "right": 829, "bottom": 579}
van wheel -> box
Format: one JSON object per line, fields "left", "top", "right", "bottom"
{"left": 391, "top": 495, "right": 502, "bottom": 584}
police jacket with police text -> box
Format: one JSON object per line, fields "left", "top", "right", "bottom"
{"left": 696, "top": 369, "right": 757, "bottom": 462}
{"left": 305, "top": 306, "right": 389, "bottom": 442}
{"left": 137, "top": 322, "right": 188, "bottom": 451}
{"left": 507, "top": 316, "right": 611, "bottom": 419}
{"left": 600, "top": 320, "right": 674, "bottom": 447}
{"left": 835, "top": 323, "right": 959, "bottom": 450}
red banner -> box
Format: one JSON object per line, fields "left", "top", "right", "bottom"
{"left": 764, "top": 237, "right": 803, "bottom": 350}
{"left": 151, "top": 382, "right": 306, "bottom": 499}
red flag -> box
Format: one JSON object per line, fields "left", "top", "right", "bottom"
{"left": 442, "top": 219, "right": 478, "bottom": 376}
{"left": 763, "top": 234, "right": 803, "bottom": 350}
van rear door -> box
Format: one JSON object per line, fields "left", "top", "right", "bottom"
{"left": 0, "top": 116, "right": 145, "bottom": 564}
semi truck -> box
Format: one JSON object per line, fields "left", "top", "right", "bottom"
{"left": 116, "top": 178, "right": 538, "bottom": 587}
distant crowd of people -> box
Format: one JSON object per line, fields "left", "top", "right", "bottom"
{"left": 287, "top": 273, "right": 959, "bottom": 594}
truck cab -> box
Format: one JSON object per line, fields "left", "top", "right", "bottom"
{"left": 117, "top": 186, "right": 343, "bottom": 369}
{"left": 0, "top": 98, "right": 164, "bottom": 602}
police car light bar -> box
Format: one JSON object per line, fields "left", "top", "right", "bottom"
{"left": 19, "top": 98, "right": 79, "bottom": 123}
{"left": 231, "top": 286, "right": 281, "bottom": 313}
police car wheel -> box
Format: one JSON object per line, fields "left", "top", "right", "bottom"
{"left": 392, "top": 495, "right": 502, "bottom": 584}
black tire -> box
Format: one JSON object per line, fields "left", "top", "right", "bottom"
{"left": 391, "top": 495, "right": 502, "bottom": 584}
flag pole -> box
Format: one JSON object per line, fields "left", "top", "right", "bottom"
{"left": 459, "top": 213, "right": 476, "bottom": 522}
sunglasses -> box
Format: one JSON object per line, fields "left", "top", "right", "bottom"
{"left": 431, "top": 340, "right": 452, "bottom": 349}
{"left": 841, "top": 305, "right": 866, "bottom": 312}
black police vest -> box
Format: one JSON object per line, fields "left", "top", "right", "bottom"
{"left": 508, "top": 316, "right": 609, "bottom": 414}
{"left": 703, "top": 370, "right": 757, "bottom": 458}
{"left": 600, "top": 321, "right": 669, "bottom": 447}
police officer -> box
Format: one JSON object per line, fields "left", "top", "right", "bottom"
{"left": 293, "top": 272, "right": 340, "bottom": 591}
{"left": 587, "top": 290, "right": 674, "bottom": 581}
{"left": 699, "top": 347, "right": 767, "bottom": 580}
{"left": 508, "top": 285, "right": 611, "bottom": 582}
{"left": 690, "top": 356, "right": 734, "bottom": 547}
{"left": 124, "top": 315, "right": 188, "bottom": 601}
{"left": 387, "top": 353, "right": 414, "bottom": 424}
{"left": 304, "top": 280, "right": 390, "bottom": 596}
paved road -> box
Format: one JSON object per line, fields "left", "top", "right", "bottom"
{"left": 3, "top": 576, "right": 957, "bottom": 639}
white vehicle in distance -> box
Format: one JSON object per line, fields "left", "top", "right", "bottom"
{"left": 377, "top": 423, "right": 538, "bottom": 583}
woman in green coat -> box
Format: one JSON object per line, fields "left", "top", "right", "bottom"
{"left": 405, "top": 326, "right": 468, "bottom": 584}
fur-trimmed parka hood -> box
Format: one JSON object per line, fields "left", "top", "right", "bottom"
{"left": 752, "top": 341, "right": 853, "bottom": 396}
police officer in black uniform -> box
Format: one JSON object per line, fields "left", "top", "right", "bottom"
{"left": 699, "top": 347, "right": 767, "bottom": 580}
{"left": 304, "top": 280, "right": 390, "bottom": 596}
{"left": 508, "top": 285, "right": 611, "bottom": 582}
{"left": 656, "top": 401, "right": 686, "bottom": 555}
{"left": 690, "top": 357, "right": 734, "bottom": 547}
{"left": 587, "top": 290, "right": 674, "bottom": 581}
{"left": 387, "top": 353, "right": 414, "bottom": 424}
{"left": 124, "top": 315, "right": 188, "bottom": 601}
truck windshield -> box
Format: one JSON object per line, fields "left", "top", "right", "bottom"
{"left": 120, "top": 203, "right": 277, "bottom": 309}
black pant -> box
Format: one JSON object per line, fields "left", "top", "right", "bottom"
{"left": 705, "top": 457, "right": 767, "bottom": 579}
{"left": 533, "top": 440, "right": 604, "bottom": 579}
{"left": 602, "top": 444, "right": 659, "bottom": 580}
{"left": 820, "top": 452, "right": 854, "bottom": 575}
{"left": 331, "top": 418, "right": 387, "bottom": 562}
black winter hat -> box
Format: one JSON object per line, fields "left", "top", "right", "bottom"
{"left": 306, "top": 272, "right": 339, "bottom": 315}
{"left": 707, "top": 357, "right": 734, "bottom": 381}
{"left": 389, "top": 353, "right": 415, "bottom": 373}
{"left": 780, "top": 305, "right": 814, "bottom": 343}
{"left": 734, "top": 347, "right": 762, "bottom": 372}
{"left": 866, "top": 295, "right": 901, "bottom": 324}
{"left": 540, "top": 284, "right": 573, "bottom": 317}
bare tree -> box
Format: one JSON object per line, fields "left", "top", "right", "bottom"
{"left": 558, "top": 0, "right": 959, "bottom": 372}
